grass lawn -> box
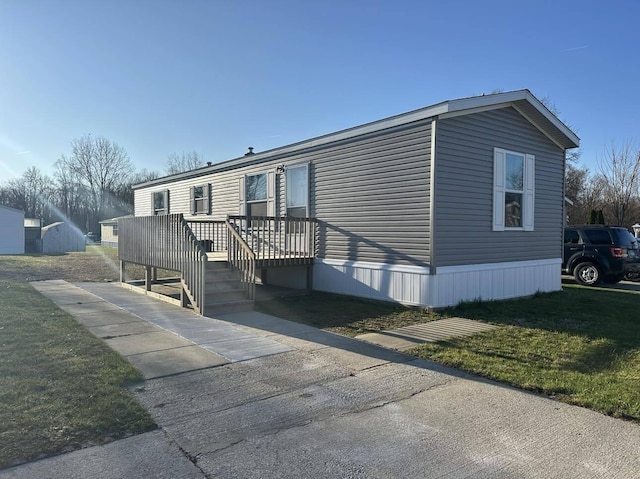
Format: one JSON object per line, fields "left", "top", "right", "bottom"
{"left": 0, "top": 248, "right": 156, "bottom": 469}
{"left": 257, "top": 284, "right": 640, "bottom": 423}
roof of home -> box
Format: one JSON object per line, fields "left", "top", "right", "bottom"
{"left": 0, "top": 204, "right": 25, "bottom": 214}
{"left": 134, "top": 89, "right": 580, "bottom": 190}
{"left": 99, "top": 215, "right": 133, "bottom": 225}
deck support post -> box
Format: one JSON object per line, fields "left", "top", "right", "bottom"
{"left": 120, "top": 260, "right": 126, "bottom": 283}
{"left": 306, "top": 264, "right": 313, "bottom": 290}
{"left": 145, "top": 266, "right": 152, "bottom": 291}
{"left": 180, "top": 283, "right": 189, "bottom": 308}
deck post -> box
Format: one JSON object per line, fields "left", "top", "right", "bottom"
{"left": 306, "top": 264, "right": 313, "bottom": 290}
{"left": 145, "top": 266, "right": 152, "bottom": 291}
{"left": 181, "top": 283, "right": 188, "bottom": 308}
{"left": 120, "top": 260, "right": 126, "bottom": 283}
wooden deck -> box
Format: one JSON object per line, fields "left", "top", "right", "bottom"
{"left": 118, "top": 214, "right": 317, "bottom": 315}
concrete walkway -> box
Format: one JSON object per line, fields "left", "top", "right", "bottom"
{"left": 2, "top": 280, "right": 640, "bottom": 478}
{"left": 356, "top": 317, "right": 499, "bottom": 350}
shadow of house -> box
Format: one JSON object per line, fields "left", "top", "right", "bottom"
{"left": 41, "top": 222, "right": 86, "bottom": 253}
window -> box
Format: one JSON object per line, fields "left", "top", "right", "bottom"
{"left": 190, "top": 184, "right": 210, "bottom": 215}
{"left": 493, "top": 148, "right": 534, "bottom": 231}
{"left": 286, "top": 164, "right": 309, "bottom": 218}
{"left": 153, "top": 190, "right": 169, "bottom": 215}
{"left": 564, "top": 229, "right": 579, "bottom": 244}
{"left": 113, "top": 224, "right": 118, "bottom": 237}
{"left": 246, "top": 173, "right": 267, "bottom": 217}
{"left": 584, "top": 229, "right": 612, "bottom": 245}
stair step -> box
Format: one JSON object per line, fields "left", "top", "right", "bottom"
{"left": 204, "top": 299, "right": 254, "bottom": 315}
{"left": 205, "top": 270, "right": 238, "bottom": 281}
{"left": 205, "top": 289, "right": 248, "bottom": 301}
{"left": 206, "top": 261, "right": 231, "bottom": 271}
{"left": 206, "top": 281, "right": 245, "bottom": 293}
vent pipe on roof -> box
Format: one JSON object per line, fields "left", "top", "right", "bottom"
{"left": 244, "top": 147, "right": 255, "bottom": 156}
{"left": 206, "top": 161, "right": 212, "bottom": 166}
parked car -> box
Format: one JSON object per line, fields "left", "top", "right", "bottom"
{"left": 84, "top": 232, "right": 99, "bottom": 244}
{"left": 563, "top": 225, "right": 640, "bottom": 286}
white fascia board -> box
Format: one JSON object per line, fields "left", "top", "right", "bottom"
{"left": 520, "top": 91, "right": 580, "bottom": 147}
{"left": 445, "top": 90, "right": 579, "bottom": 149}
{"left": 133, "top": 89, "right": 578, "bottom": 190}
{"left": 241, "top": 104, "right": 450, "bottom": 159}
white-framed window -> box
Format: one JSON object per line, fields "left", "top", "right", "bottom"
{"left": 190, "top": 184, "right": 211, "bottom": 215}
{"left": 285, "top": 163, "right": 309, "bottom": 218}
{"left": 493, "top": 148, "right": 534, "bottom": 231}
{"left": 152, "top": 190, "right": 169, "bottom": 215}
{"left": 245, "top": 173, "right": 268, "bottom": 217}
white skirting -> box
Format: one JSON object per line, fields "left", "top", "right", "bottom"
{"left": 313, "top": 258, "right": 562, "bottom": 308}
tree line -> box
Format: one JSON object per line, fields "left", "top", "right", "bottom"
{"left": 565, "top": 142, "right": 640, "bottom": 230}
{"left": 0, "top": 135, "right": 203, "bottom": 233}
{"left": 2, "top": 134, "right": 640, "bottom": 234}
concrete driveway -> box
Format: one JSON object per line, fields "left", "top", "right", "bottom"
{"left": 3, "top": 281, "right": 639, "bottom": 479}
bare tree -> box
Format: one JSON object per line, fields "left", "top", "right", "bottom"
{"left": 598, "top": 142, "right": 640, "bottom": 227}
{"left": 165, "top": 151, "right": 203, "bottom": 175}
{"left": 59, "top": 135, "right": 133, "bottom": 231}
{"left": 0, "top": 167, "right": 55, "bottom": 222}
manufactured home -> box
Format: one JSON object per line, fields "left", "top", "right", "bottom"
{"left": 121, "top": 90, "right": 579, "bottom": 315}
{"left": 100, "top": 215, "right": 132, "bottom": 247}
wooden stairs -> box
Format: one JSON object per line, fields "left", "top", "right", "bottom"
{"left": 203, "top": 253, "right": 254, "bottom": 316}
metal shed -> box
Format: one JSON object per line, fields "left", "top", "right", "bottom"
{"left": 0, "top": 205, "right": 25, "bottom": 254}
{"left": 41, "top": 222, "right": 86, "bottom": 254}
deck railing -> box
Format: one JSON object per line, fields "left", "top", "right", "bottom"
{"left": 227, "top": 215, "right": 317, "bottom": 264}
{"left": 119, "top": 214, "right": 207, "bottom": 314}
{"left": 186, "top": 219, "right": 227, "bottom": 252}
{"left": 225, "top": 220, "right": 256, "bottom": 300}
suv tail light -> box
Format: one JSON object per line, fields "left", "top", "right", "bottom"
{"left": 610, "top": 246, "right": 626, "bottom": 258}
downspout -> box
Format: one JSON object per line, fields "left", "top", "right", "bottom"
{"left": 429, "top": 118, "right": 438, "bottom": 275}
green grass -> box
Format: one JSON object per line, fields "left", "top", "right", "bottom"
{"left": 257, "top": 285, "right": 640, "bottom": 422}
{"left": 0, "top": 250, "right": 156, "bottom": 469}
{"left": 408, "top": 285, "right": 640, "bottom": 421}
{"left": 256, "top": 291, "right": 442, "bottom": 337}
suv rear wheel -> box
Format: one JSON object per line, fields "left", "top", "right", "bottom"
{"left": 574, "top": 262, "right": 602, "bottom": 286}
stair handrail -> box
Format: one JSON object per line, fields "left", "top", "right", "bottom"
{"left": 225, "top": 219, "right": 256, "bottom": 300}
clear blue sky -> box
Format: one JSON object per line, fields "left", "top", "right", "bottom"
{"left": 1, "top": 0, "right": 639, "bottom": 180}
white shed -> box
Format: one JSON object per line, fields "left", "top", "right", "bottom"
{"left": 0, "top": 205, "right": 25, "bottom": 254}
{"left": 41, "top": 222, "right": 86, "bottom": 253}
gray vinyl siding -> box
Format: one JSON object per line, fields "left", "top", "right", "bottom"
{"left": 134, "top": 121, "right": 432, "bottom": 266}
{"left": 433, "top": 107, "right": 565, "bottom": 267}
{"left": 314, "top": 121, "right": 431, "bottom": 266}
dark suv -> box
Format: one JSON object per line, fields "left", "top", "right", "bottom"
{"left": 563, "top": 225, "right": 640, "bottom": 286}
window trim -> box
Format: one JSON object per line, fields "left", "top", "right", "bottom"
{"left": 285, "top": 163, "right": 310, "bottom": 218}
{"left": 239, "top": 171, "right": 275, "bottom": 218}
{"left": 190, "top": 183, "right": 211, "bottom": 215}
{"left": 493, "top": 148, "right": 534, "bottom": 231}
